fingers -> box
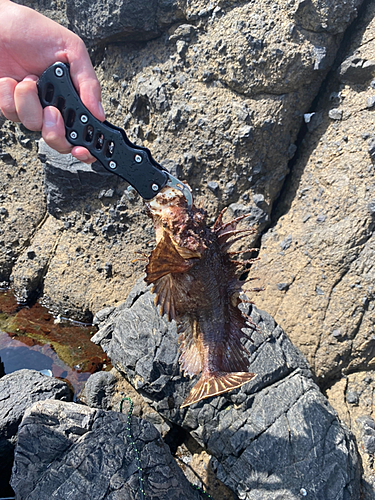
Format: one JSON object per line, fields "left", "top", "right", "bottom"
{"left": 0, "top": 77, "right": 19, "bottom": 121}
{"left": 42, "top": 106, "right": 72, "bottom": 154}
{"left": 71, "top": 146, "right": 97, "bottom": 164}
{"left": 42, "top": 107, "right": 96, "bottom": 163}
{"left": 0, "top": 75, "right": 43, "bottom": 130}
{"left": 14, "top": 76, "right": 43, "bottom": 131}
{"left": 67, "top": 38, "right": 105, "bottom": 122}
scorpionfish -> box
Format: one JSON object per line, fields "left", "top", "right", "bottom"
{"left": 145, "top": 186, "right": 257, "bottom": 408}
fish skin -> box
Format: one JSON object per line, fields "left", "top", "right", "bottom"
{"left": 145, "top": 187, "right": 257, "bottom": 408}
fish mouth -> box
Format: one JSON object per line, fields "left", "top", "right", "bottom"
{"left": 147, "top": 186, "right": 188, "bottom": 213}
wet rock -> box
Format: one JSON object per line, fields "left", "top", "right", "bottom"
{"left": 0, "top": 369, "right": 72, "bottom": 497}
{"left": 10, "top": 399, "right": 201, "bottom": 500}
{"left": 92, "top": 280, "right": 361, "bottom": 500}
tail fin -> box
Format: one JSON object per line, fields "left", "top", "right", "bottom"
{"left": 181, "top": 371, "right": 256, "bottom": 408}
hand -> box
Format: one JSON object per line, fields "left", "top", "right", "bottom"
{"left": 0, "top": 0, "right": 105, "bottom": 163}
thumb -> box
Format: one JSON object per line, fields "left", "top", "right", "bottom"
{"left": 66, "top": 39, "right": 105, "bottom": 122}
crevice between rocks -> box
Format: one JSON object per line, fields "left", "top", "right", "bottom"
{"left": 268, "top": 0, "right": 373, "bottom": 233}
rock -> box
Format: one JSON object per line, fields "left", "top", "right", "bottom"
{"left": 328, "top": 108, "right": 343, "bottom": 120}
{"left": 339, "top": 55, "right": 375, "bottom": 84}
{"left": 66, "top": 0, "right": 183, "bottom": 45}
{"left": 0, "top": 369, "right": 72, "bottom": 496}
{"left": 294, "top": 0, "right": 362, "bottom": 34}
{"left": 246, "top": 0, "right": 375, "bottom": 390}
{"left": 326, "top": 372, "right": 375, "bottom": 498}
{"left": 92, "top": 280, "right": 361, "bottom": 499}
{"left": 11, "top": 215, "right": 63, "bottom": 303}
{"left": 38, "top": 140, "right": 116, "bottom": 217}
{"left": 10, "top": 399, "right": 201, "bottom": 500}
{"left": 80, "top": 370, "right": 117, "bottom": 410}
{"left": 207, "top": 181, "right": 219, "bottom": 195}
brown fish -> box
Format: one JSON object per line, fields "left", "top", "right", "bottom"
{"left": 145, "top": 186, "right": 257, "bottom": 408}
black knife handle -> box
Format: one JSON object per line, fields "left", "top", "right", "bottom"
{"left": 37, "top": 62, "right": 168, "bottom": 200}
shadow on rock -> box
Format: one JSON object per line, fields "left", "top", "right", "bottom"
{"left": 92, "top": 279, "right": 362, "bottom": 499}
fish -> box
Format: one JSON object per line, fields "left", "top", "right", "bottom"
{"left": 145, "top": 186, "right": 257, "bottom": 408}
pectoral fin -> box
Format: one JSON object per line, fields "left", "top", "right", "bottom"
{"left": 146, "top": 230, "right": 192, "bottom": 283}
{"left": 181, "top": 371, "right": 257, "bottom": 408}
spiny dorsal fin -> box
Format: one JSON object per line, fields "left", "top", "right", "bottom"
{"left": 181, "top": 371, "right": 257, "bottom": 408}
{"left": 145, "top": 231, "right": 192, "bottom": 283}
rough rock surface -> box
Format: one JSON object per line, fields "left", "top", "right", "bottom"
{"left": 66, "top": 0, "right": 184, "bottom": 45}
{"left": 247, "top": 0, "right": 375, "bottom": 385}
{"left": 326, "top": 370, "right": 375, "bottom": 496}
{"left": 1, "top": 0, "right": 375, "bottom": 495}
{"left": 92, "top": 280, "right": 361, "bottom": 500}
{"left": 81, "top": 368, "right": 172, "bottom": 437}
{"left": 10, "top": 399, "right": 202, "bottom": 500}
{"left": 0, "top": 0, "right": 364, "bottom": 319}
{"left": 0, "top": 369, "right": 72, "bottom": 496}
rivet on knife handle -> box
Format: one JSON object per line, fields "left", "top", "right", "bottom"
{"left": 37, "top": 62, "right": 169, "bottom": 200}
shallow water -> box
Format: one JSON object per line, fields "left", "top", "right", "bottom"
{"left": 0, "top": 290, "right": 111, "bottom": 397}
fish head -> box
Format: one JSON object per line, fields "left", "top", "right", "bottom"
{"left": 145, "top": 186, "right": 191, "bottom": 243}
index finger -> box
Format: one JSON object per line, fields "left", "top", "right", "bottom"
{"left": 66, "top": 38, "right": 105, "bottom": 123}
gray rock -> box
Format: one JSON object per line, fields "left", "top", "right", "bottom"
{"left": 66, "top": 0, "right": 183, "bottom": 45}
{"left": 11, "top": 400, "right": 201, "bottom": 500}
{"left": 294, "top": 0, "right": 362, "bottom": 34}
{"left": 92, "top": 280, "right": 361, "bottom": 500}
{"left": 0, "top": 369, "right": 72, "bottom": 495}
{"left": 339, "top": 55, "right": 375, "bottom": 84}
{"left": 81, "top": 371, "right": 117, "bottom": 410}
{"left": 39, "top": 140, "right": 118, "bottom": 217}
{"left": 207, "top": 181, "right": 219, "bottom": 194}
{"left": 329, "top": 108, "right": 343, "bottom": 120}
{"left": 280, "top": 234, "right": 293, "bottom": 251}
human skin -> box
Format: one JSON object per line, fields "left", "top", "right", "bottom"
{"left": 0, "top": 0, "right": 105, "bottom": 163}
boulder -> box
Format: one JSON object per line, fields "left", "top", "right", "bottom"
{"left": 92, "top": 280, "right": 362, "bottom": 499}
{"left": 326, "top": 371, "right": 375, "bottom": 496}
{"left": 245, "top": 0, "right": 375, "bottom": 405}
{"left": 81, "top": 369, "right": 172, "bottom": 437}
{"left": 66, "top": 0, "right": 184, "bottom": 45}
{"left": 10, "top": 399, "right": 201, "bottom": 500}
{"left": 0, "top": 369, "right": 72, "bottom": 497}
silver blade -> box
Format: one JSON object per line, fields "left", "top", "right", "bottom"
{"left": 165, "top": 173, "right": 193, "bottom": 208}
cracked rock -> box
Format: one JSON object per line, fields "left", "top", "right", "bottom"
{"left": 92, "top": 280, "right": 361, "bottom": 500}
{"left": 0, "top": 369, "right": 72, "bottom": 497}
{"left": 10, "top": 399, "right": 201, "bottom": 500}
